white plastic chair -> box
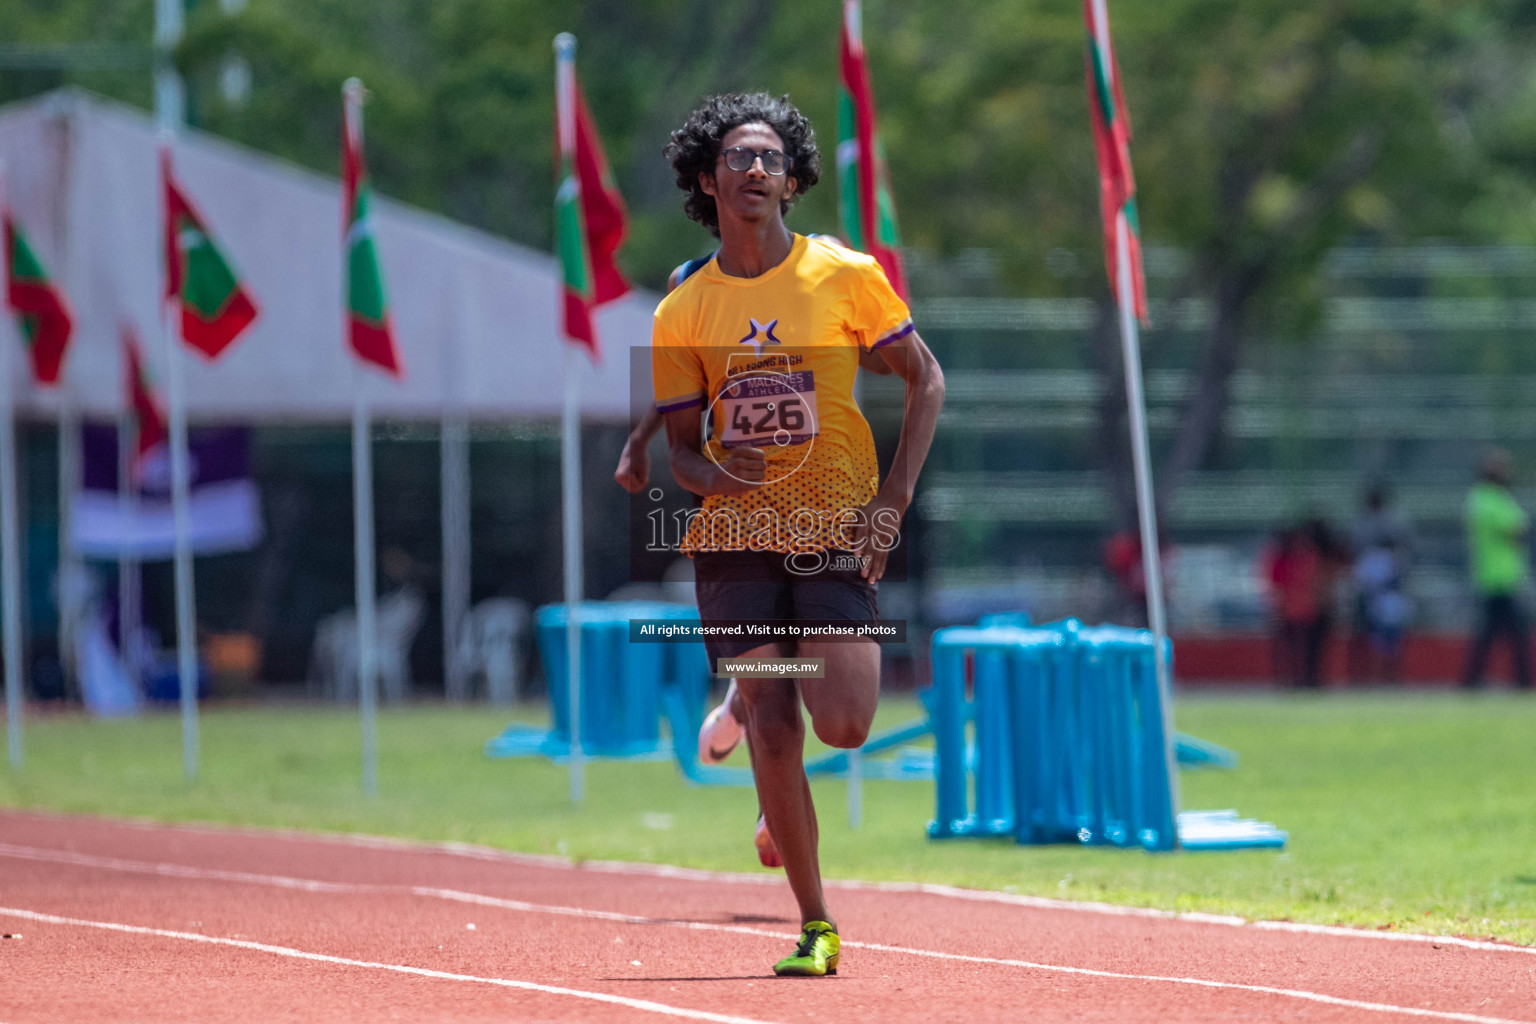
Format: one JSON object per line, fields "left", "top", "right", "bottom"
{"left": 453, "top": 597, "right": 528, "bottom": 704}
{"left": 308, "top": 586, "right": 426, "bottom": 703}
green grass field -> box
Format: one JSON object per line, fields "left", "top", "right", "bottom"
{"left": 3, "top": 692, "right": 1534, "bottom": 944}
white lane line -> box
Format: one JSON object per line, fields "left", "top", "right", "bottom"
{"left": 827, "top": 877, "right": 1536, "bottom": 956}
{"left": 2, "top": 837, "right": 1531, "bottom": 960}
{"left": 6, "top": 809, "right": 1528, "bottom": 957}
{"left": 4, "top": 846, "right": 1532, "bottom": 1024}
{"left": 0, "top": 906, "right": 781, "bottom": 1024}
{"left": 846, "top": 939, "right": 1536, "bottom": 1024}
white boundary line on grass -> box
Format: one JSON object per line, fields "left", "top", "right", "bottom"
{"left": 0, "top": 906, "right": 784, "bottom": 1024}
{"left": 3, "top": 845, "right": 1533, "bottom": 1024}
{"left": 5, "top": 809, "right": 1534, "bottom": 957}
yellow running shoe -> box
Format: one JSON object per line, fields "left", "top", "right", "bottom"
{"left": 772, "top": 921, "right": 839, "bottom": 976}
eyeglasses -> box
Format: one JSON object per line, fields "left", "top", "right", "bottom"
{"left": 719, "top": 146, "right": 791, "bottom": 175}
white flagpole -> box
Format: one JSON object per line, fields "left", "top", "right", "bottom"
{"left": 56, "top": 101, "right": 85, "bottom": 706}
{"left": 353, "top": 378, "right": 378, "bottom": 796}
{"left": 345, "top": 78, "right": 380, "bottom": 798}
{"left": 440, "top": 412, "right": 470, "bottom": 702}
{"left": 156, "top": 0, "right": 196, "bottom": 781}
{"left": 117, "top": 402, "right": 139, "bottom": 675}
{"left": 847, "top": 747, "right": 862, "bottom": 829}
{"left": 0, "top": 300, "right": 20, "bottom": 772}
{"left": 154, "top": 0, "right": 185, "bottom": 130}
{"left": 561, "top": 343, "right": 584, "bottom": 803}
{"left": 555, "top": 33, "right": 585, "bottom": 805}
{"left": 160, "top": 134, "right": 200, "bottom": 782}
{"left": 57, "top": 384, "right": 79, "bottom": 691}
{"left": 0, "top": 161, "right": 26, "bottom": 768}
{"left": 845, "top": 0, "right": 865, "bottom": 830}
{"left": 1113, "top": 210, "right": 1180, "bottom": 828}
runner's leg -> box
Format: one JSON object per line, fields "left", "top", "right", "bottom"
{"left": 797, "top": 637, "right": 880, "bottom": 749}
{"left": 737, "top": 659, "right": 830, "bottom": 926}
{"left": 747, "top": 638, "right": 882, "bottom": 931}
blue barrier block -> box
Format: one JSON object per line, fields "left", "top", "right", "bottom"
{"left": 927, "top": 619, "right": 1284, "bottom": 853}
{"left": 495, "top": 601, "right": 705, "bottom": 760}
{"left": 1175, "top": 810, "right": 1288, "bottom": 850}
{"left": 927, "top": 634, "right": 971, "bottom": 837}
{"left": 977, "top": 611, "right": 1032, "bottom": 629}
{"left": 928, "top": 626, "right": 1062, "bottom": 838}
{"left": 1042, "top": 619, "right": 1085, "bottom": 841}
{"left": 1004, "top": 632, "right": 1078, "bottom": 844}
{"left": 974, "top": 646, "right": 1014, "bottom": 834}
{"left": 1076, "top": 627, "right": 1178, "bottom": 851}
{"left": 1175, "top": 734, "right": 1238, "bottom": 769}
{"left": 1132, "top": 636, "right": 1179, "bottom": 851}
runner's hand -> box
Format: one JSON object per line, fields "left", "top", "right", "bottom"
{"left": 714, "top": 445, "right": 767, "bottom": 494}
{"left": 849, "top": 494, "right": 906, "bottom": 583}
{"left": 614, "top": 438, "right": 649, "bottom": 494}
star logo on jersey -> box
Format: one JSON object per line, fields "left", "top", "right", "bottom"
{"left": 737, "top": 318, "right": 782, "bottom": 355}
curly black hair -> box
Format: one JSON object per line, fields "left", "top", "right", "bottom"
{"left": 665, "top": 92, "right": 820, "bottom": 237}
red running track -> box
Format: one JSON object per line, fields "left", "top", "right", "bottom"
{"left": 0, "top": 810, "right": 1532, "bottom": 1023}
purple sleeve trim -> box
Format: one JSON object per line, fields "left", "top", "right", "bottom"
{"left": 656, "top": 395, "right": 705, "bottom": 413}
{"left": 871, "top": 321, "right": 916, "bottom": 350}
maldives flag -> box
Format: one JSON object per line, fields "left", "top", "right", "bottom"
{"left": 1084, "top": 0, "right": 1148, "bottom": 323}
{"left": 838, "top": 0, "right": 908, "bottom": 301}
{"left": 555, "top": 39, "right": 630, "bottom": 357}
{"left": 3, "top": 211, "right": 73, "bottom": 385}
{"left": 161, "top": 148, "right": 259, "bottom": 359}
{"left": 343, "top": 88, "right": 403, "bottom": 377}
{"left": 122, "top": 324, "right": 168, "bottom": 467}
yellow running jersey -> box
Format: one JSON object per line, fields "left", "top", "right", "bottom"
{"left": 652, "top": 234, "right": 913, "bottom": 555}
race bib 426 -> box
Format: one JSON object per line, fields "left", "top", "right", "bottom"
{"left": 716, "top": 370, "right": 818, "bottom": 449}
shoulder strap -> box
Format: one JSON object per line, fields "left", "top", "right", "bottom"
{"left": 677, "top": 235, "right": 818, "bottom": 285}
{"left": 675, "top": 252, "right": 716, "bottom": 286}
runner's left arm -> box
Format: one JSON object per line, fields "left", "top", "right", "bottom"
{"left": 614, "top": 405, "right": 662, "bottom": 494}
{"left": 850, "top": 329, "right": 945, "bottom": 582}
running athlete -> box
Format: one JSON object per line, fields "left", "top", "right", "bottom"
{"left": 615, "top": 238, "right": 894, "bottom": 870}
{"left": 651, "top": 93, "right": 944, "bottom": 977}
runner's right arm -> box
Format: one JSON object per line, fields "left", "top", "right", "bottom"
{"left": 662, "top": 407, "right": 766, "bottom": 497}
{"left": 614, "top": 406, "right": 661, "bottom": 494}
{"left": 615, "top": 266, "right": 691, "bottom": 493}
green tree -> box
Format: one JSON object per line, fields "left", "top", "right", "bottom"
{"left": 869, "top": 0, "right": 1536, "bottom": 525}
{"left": 11, "top": 0, "right": 1536, "bottom": 528}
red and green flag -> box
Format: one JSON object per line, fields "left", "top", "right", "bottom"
{"left": 122, "top": 324, "right": 168, "bottom": 468}
{"left": 161, "top": 148, "right": 259, "bottom": 360}
{"left": 555, "top": 37, "right": 630, "bottom": 357}
{"left": 838, "top": 0, "right": 908, "bottom": 301}
{"left": 3, "top": 210, "right": 73, "bottom": 386}
{"left": 1084, "top": 0, "right": 1148, "bottom": 323}
{"left": 343, "top": 87, "right": 403, "bottom": 377}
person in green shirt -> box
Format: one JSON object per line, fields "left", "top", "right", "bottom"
{"left": 1461, "top": 448, "right": 1532, "bottom": 689}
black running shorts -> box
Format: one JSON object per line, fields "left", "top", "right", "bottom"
{"left": 693, "top": 549, "right": 879, "bottom": 669}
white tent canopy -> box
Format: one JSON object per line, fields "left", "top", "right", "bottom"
{"left": 0, "top": 89, "right": 655, "bottom": 423}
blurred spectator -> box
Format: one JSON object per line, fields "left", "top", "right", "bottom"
{"left": 1102, "top": 527, "right": 1172, "bottom": 628}
{"left": 1261, "top": 527, "right": 1311, "bottom": 686}
{"left": 1347, "top": 486, "right": 1414, "bottom": 683}
{"left": 1352, "top": 536, "right": 1411, "bottom": 682}
{"left": 1460, "top": 449, "right": 1531, "bottom": 689}
{"left": 1260, "top": 520, "right": 1347, "bottom": 688}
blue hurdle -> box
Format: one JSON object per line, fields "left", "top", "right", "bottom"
{"left": 484, "top": 601, "right": 710, "bottom": 761}
{"left": 928, "top": 620, "right": 1285, "bottom": 852}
